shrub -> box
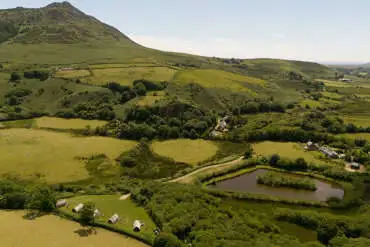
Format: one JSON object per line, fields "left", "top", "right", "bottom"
{"left": 153, "top": 232, "right": 182, "bottom": 247}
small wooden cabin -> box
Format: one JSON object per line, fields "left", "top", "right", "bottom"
{"left": 108, "top": 214, "right": 120, "bottom": 224}
{"left": 72, "top": 203, "right": 84, "bottom": 213}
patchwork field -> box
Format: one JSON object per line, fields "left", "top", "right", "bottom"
{"left": 61, "top": 195, "right": 156, "bottom": 241}
{"left": 35, "top": 117, "right": 108, "bottom": 130}
{"left": 339, "top": 133, "right": 370, "bottom": 141}
{"left": 55, "top": 69, "right": 91, "bottom": 78}
{"left": 299, "top": 99, "right": 323, "bottom": 108}
{"left": 151, "top": 139, "right": 219, "bottom": 165}
{"left": 0, "top": 129, "right": 136, "bottom": 182}
{"left": 136, "top": 91, "right": 167, "bottom": 106}
{"left": 173, "top": 69, "right": 264, "bottom": 93}
{"left": 253, "top": 141, "right": 324, "bottom": 163}
{"left": 86, "top": 67, "right": 177, "bottom": 85}
{"left": 341, "top": 115, "right": 370, "bottom": 127}
{"left": 0, "top": 211, "right": 148, "bottom": 247}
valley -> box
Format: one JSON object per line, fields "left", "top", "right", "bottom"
{"left": 1, "top": 1, "right": 370, "bottom": 247}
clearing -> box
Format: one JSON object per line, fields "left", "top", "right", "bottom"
{"left": 151, "top": 139, "right": 219, "bottom": 165}
{"left": 339, "top": 133, "right": 370, "bottom": 141}
{"left": 35, "top": 117, "right": 108, "bottom": 130}
{"left": 253, "top": 141, "right": 324, "bottom": 163}
{"left": 341, "top": 115, "right": 370, "bottom": 127}
{"left": 173, "top": 69, "right": 264, "bottom": 93}
{"left": 55, "top": 69, "right": 91, "bottom": 78}
{"left": 0, "top": 129, "right": 136, "bottom": 182}
{"left": 136, "top": 91, "right": 166, "bottom": 106}
{"left": 61, "top": 195, "right": 156, "bottom": 241}
{"left": 0, "top": 211, "right": 148, "bottom": 247}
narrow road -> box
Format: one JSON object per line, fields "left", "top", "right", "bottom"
{"left": 170, "top": 156, "right": 244, "bottom": 184}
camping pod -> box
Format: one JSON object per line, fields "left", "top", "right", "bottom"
{"left": 56, "top": 199, "right": 68, "bottom": 208}
{"left": 108, "top": 214, "right": 119, "bottom": 224}
{"left": 133, "top": 220, "right": 142, "bottom": 232}
{"left": 93, "top": 209, "right": 102, "bottom": 218}
{"left": 72, "top": 203, "right": 84, "bottom": 213}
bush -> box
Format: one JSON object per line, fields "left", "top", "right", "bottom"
{"left": 9, "top": 72, "right": 21, "bottom": 82}
{"left": 26, "top": 185, "right": 56, "bottom": 212}
{"left": 153, "top": 233, "right": 182, "bottom": 247}
{"left": 244, "top": 144, "right": 254, "bottom": 159}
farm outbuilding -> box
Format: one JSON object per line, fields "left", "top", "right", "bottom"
{"left": 108, "top": 214, "right": 120, "bottom": 224}
{"left": 133, "top": 220, "right": 143, "bottom": 232}
{"left": 56, "top": 199, "right": 68, "bottom": 208}
{"left": 72, "top": 203, "right": 84, "bottom": 213}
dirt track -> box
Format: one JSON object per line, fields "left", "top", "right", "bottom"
{"left": 171, "top": 156, "right": 244, "bottom": 184}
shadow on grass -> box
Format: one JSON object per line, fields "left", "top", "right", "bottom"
{"left": 74, "top": 227, "right": 97, "bottom": 237}
{"left": 23, "top": 211, "right": 48, "bottom": 220}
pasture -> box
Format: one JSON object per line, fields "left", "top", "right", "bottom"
{"left": 55, "top": 69, "right": 91, "bottom": 78}
{"left": 86, "top": 67, "right": 176, "bottom": 86}
{"left": 0, "top": 129, "right": 136, "bottom": 182}
{"left": 341, "top": 115, "right": 370, "bottom": 127}
{"left": 253, "top": 141, "right": 323, "bottom": 163}
{"left": 0, "top": 211, "right": 148, "bottom": 247}
{"left": 35, "top": 117, "right": 108, "bottom": 130}
{"left": 173, "top": 69, "right": 264, "bottom": 93}
{"left": 299, "top": 99, "right": 322, "bottom": 108}
{"left": 339, "top": 133, "right": 370, "bottom": 141}
{"left": 136, "top": 91, "right": 166, "bottom": 106}
{"left": 151, "top": 139, "right": 219, "bottom": 165}
{"left": 61, "top": 195, "right": 156, "bottom": 241}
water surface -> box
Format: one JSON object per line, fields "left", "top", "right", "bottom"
{"left": 214, "top": 169, "right": 344, "bottom": 202}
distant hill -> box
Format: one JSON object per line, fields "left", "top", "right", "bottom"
{"left": 0, "top": 1, "right": 334, "bottom": 82}
{"left": 0, "top": 1, "right": 132, "bottom": 44}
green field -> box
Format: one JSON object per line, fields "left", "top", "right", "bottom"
{"left": 339, "top": 133, "right": 370, "bottom": 141}
{"left": 55, "top": 69, "right": 91, "bottom": 78}
{"left": 341, "top": 115, "right": 370, "bottom": 127}
{"left": 0, "top": 211, "right": 148, "bottom": 247}
{"left": 173, "top": 69, "right": 264, "bottom": 93}
{"left": 35, "top": 117, "right": 108, "bottom": 130}
{"left": 299, "top": 99, "right": 323, "bottom": 108}
{"left": 0, "top": 129, "right": 136, "bottom": 182}
{"left": 136, "top": 91, "right": 167, "bottom": 106}
{"left": 61, "top": 195, "right": 156, "bottom": 242}
{"left": 151, "top": 139, "right": 219, "bottom": 165}
{"left": 85, "top": 67, "right": 177, "bottom": 86}
{"left": 253, "top": 141, "right": 324, "bottom": 163}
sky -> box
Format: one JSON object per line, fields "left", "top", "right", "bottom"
{"left": 1, "top": 0, "right": 370, "bottom": 64}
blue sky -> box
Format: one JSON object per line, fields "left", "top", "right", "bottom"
{"left": 2, "top": 0, "right": 369, "bottom": 63}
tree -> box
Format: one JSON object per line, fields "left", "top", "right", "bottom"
{"left": 9, "top": 72, "right": 21, "bottom": 82}
{"left": 79, "top": 201, "right": 95, "bottom": 226}
{"left": 317, "top": 221, "right": 338, "bottom": 245}
{"left": 269, "top": 154, "right": 281, "bottom": 166}
{"left": 295, "top": 157, "right": 308, "bottom": 170}
{"left": 26, "top": 186, "right": 56, "bottom": 212}
{"left": 153, "top": 232, "right": 182, "bottom": 247}
{"left": 134, "top": 82, "right": 147, "bottom": 96}
{"left": 244, "top": 144, "right": 254, "bottom": 159}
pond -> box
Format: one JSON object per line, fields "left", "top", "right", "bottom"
{"left": 213, "top": 169, "right": 344, "bottom": 202}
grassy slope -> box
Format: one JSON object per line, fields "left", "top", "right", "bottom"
{"left": 151, "top": 139, "right": 219, "bottom": 165}
{"left": 61, "top": 195, "right": 156, "bottom": 242}
{"left": 0, "top": 211, "right": 148, "bottom": 247}
{"left": 0, "top": 128, "right": 136, "bottom": 182}
{"left": 35, "top": 117, "right": 107, "bottom": 130}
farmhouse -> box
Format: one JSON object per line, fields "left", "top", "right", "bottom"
{"left": 319, "top": 146, "right": 339, "bottom": 159}
{"left": 72, "top": 203, "right": 84, "bottom": 213}
{"left": 305, "top": 141, "right": 319, "bottom": 151}
{"left": 108, "top": 214, "right": 120, "bottom": 224}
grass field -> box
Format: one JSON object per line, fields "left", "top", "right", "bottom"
{"left": 319, "top": 79, "right": 353, "bottom": 88}
{"left": 0, "top": 129, "right": 136, "bottom": 182}
{"left": 61, "top": 195, "right": 156, "bottom": 241}
{"left": 341, "top": 115, "right": 370, "bottom": 127}
{"left": 136, "top": 91, "right": 167, "bottom": 106}
{"left": 253, "top": 141, "right": 324, "bottom": 163}
{"left": 151, "top": 139, "right": 219, "bottom": 165}
{"left": 173, "top": 69, "right": 264, "bottom": 93}
{"left": 322, "top": 91, "right": 343, "bottom": 100}
{"left": 55, "top": 69, "right": 91, "bottom": 78}
{"left": 0, "top": 211, "right": 148, "bottom": 247}
{"left": 339, "top": 133, "right": 370, "bottom": 141}
{"left": 299, "top": 99, "right": 323, "bottom": 108}
{"left": 35, "top": 117, "right": 108, "bottom": 130}
{"left": 86, "top": 67, "right": 177, "bottom": 86}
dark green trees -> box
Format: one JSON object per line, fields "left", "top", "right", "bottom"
{"left": 26, "top": 186, "right": 56, "bottom": 212}
{"left": 79, "top": 201, "right": 96, "bottom": 225}
{"left": 153, "top": 233, "right": 182, "bottom": 247}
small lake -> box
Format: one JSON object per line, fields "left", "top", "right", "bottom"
{"left": 213, "top": 169, "right": 344, "bottom": 202}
